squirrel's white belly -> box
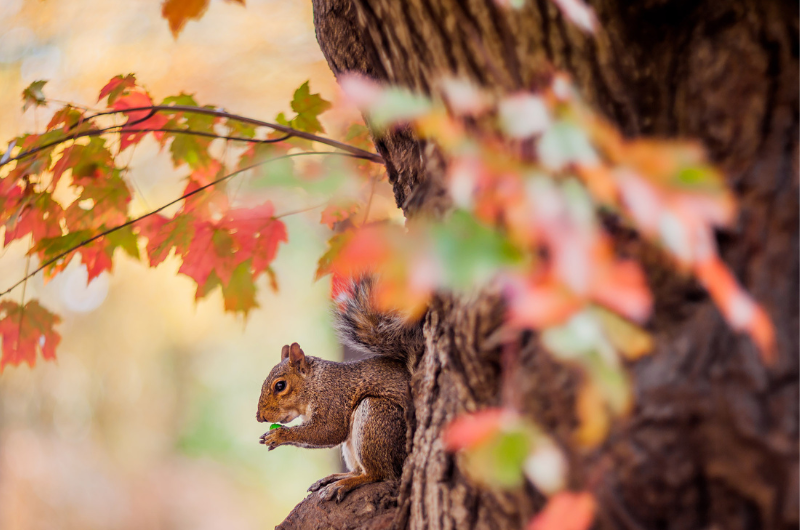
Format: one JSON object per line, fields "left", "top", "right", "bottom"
{"left": 342, "top": 399, "right": 371, "bottom": 472}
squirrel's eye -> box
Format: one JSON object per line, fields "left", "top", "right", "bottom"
{"left": 274, "top": 380, "right": 286, "bottom": 392}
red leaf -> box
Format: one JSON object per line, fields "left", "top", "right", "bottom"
{"left": 329, "top": 225, "right": 392, "bottom": 279}
{"left": 221, "top": 202, "right": 287, "bottom": 276}
{"left": 443, "top": 408, "right": 509, "bottom": 451}
{"left": 0, "top": 300, "right": 61, "bottom": 371}
{"left": 79, "top": 242, "right": 115, "bottom": 282}
{"left": 3, "top": 194, "right": 63, "bottom": 246}
{"left": 505, "top": 275, "right": 583, "bottom": 329}
{"left": 528, "top": 491, "right": 596, "bottom": 530}
{"left": 98, "top": 74, "right": 137, "bottom": 105}
{"left": 139, "top": 213, "right": 194, "bottom": 267}
{"left": 112, "top": 92, "right": 169, "bottom": 150}
{"left": 177, "top": 219, "right": 220, "bottom": 288}
{"left": 176, "top": 202, "right": 287, "bottom": 305}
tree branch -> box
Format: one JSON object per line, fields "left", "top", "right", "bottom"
{"left": 0, "top": 151, "right": 365, "bottom": 299}
{"left": 1, "top": 105, "right": 384, "bottom": 169}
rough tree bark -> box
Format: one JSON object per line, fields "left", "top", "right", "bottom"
{"left": 282, "top": 1, "right": 798, "bottom": 529}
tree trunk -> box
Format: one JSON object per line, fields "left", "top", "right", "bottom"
{"left": 284, "top": 1, "right": 798, "bottom": 528}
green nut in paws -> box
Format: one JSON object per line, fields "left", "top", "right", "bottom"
{"left": 270, "top": 423, "right": 282, "bottom": 430}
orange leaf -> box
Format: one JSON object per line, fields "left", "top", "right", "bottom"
{"left": 528, "top": 491, "right": 596, "bottom": 530}
{"left": 161, "top": 0, "right": 210, "bottom": 37}
{"left": 590, "top": 259, "right": 652, "bottom": 323}
{"left": 443, "top": 408, "right": 509, "bottom": 451}
{"left": 506, "top": 275, "right": 583, "bottom": 329}
{"left": 694, "top": 256, "right": 776, "bottom": 362}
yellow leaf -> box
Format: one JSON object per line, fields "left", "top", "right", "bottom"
{"left": 593, "top": 306, "right": 653, "bottom": 360}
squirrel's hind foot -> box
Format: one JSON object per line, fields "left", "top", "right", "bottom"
{"left": 316, "top": 472, "right": 380, "bottom": 503}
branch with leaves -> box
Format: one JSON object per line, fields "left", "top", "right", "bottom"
{"left": 1, "top": 74, "right": 386, "bottom": 371}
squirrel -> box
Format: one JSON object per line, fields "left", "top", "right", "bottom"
{"left": 256, "top": 276, "right": 425, "bottom": 502}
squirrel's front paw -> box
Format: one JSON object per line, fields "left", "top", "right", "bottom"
{"left": 259, "top": 429, "right": 284, "bottom": 450}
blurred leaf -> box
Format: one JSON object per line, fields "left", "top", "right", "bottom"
{"left": 528, "top": 491, "right": 596, "bottom": 530}
{"left": 537, "top": 121, "right": 598, "bottom": 171}
{"left": 451, "top": 411, "right": 539, "bottom": 489}
{"left": 592, "top": 307, "right": 653, "bottom": 360}
{"left": 112, "top": 91, "right": 169, "bottom": 150}
{"left": 98, "top": 74, "right": 136, "bottom": 105}
{"left": 0, "top": 300, "right": 61, "bottom": 371}
{"left": 21, "top": 80, "right": 47, "bottom": 111}
{"left": 574, "top": 382, "right": 609, "bottom": 447}
{"left": 431, "top": 210, "right": 524, "bottom": 290}
{"left": 162, "top": 0, "right": 210, "bottom": 37}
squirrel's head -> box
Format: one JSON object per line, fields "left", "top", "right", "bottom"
{"left": 256, "top": 342, "right": 311, "bottom": 424}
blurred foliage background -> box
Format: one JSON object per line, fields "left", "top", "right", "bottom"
{"left": 0, "top": 1, "right": 349, "bottom": 528}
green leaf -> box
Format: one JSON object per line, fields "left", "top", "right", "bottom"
{"left": 226, "top": 118, "right": 256, "bottom": 139}
{"left": 288, "top": 81, "right": 332, "bottom": 134}
{"left": 367, "top": 89, "right": 432, "bottom": 130}
{"left": 673, "top": 165, "right": 725, "bottom": 192}
{"left": 221, "top": 260, "right": 259, "bottom": 315}
{"left": 461, "top": 424, "right": 534, "bottom": 489}
{"left": 537, "top": 121, "right": 598, "bottom": 171}
{"left": 431, "top": 210, "right": 524, "bottom": 289}
{"left": 161, "top": 93, "right": 200, "bottom": 107}
{"left": 22, "top": 80, "right": 47, "bottom": 111}
{"left": 106, "top": 226, "right": 140, "bottom": 260}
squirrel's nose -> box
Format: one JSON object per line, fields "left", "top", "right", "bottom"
{"left": 256, "top": 410, "right": 264, "bottom": 423}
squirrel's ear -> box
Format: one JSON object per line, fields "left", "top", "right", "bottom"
{"left": 289, "top": 342, "right": 308, "bottom": 370}
{"left": 281, "top": 345, "right": 290, "bottom": 361}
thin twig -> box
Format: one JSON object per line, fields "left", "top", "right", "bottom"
{"left": 361, "top": 175, "right": 378, "bottom": 225}
{"left": 0, "top": 151, "right": 366, "bottom": 299}
{"left": 274, "top": 202, "right": 328, "bottom": 219}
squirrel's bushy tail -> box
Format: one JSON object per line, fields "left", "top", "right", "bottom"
{"left": 334, "top": 276, "right": 425, "bottom": 371}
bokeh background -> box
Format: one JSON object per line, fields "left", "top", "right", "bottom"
{"left": 0, "top": 1, "right": 362, "bottom": 528}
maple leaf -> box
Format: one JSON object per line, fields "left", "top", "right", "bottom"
{"left": 320, "top": 201, "right": 360, "bottom": 229}
{"left": 279, "top": 81, "right": 332, "bottom": 135}
{"left": 178, "top": 220, "right": 228, "bottom": 289}
{"left": 182, "top": 161, "right": 229, "bottom": 215}
{"left": 98, "top": 74, "right": 137, "bottom": 105}
{"left": 52, "top": 136, "right": 116, "bottom": 190}
{"left": 162, "top": 0, "right": 210, "bottom": 36}
{"left": 0, "top": 300, "right": 61, "bottom": 371}
{"left": 160, "top": 95, "right": 219, "bottom": 168}
{"left": 176, "top": 203, "right": 287, "bottom": 306}
{"left": 528, "top": 491, "right": 596, "bottom": 530}
{"left": 225, "top": 118, "right": 256, "bottom": 139}
{"left": 220, "top": 203, "right": 288, "bottom": 276}
{"left": 21, "top": 80, "right": 47, "bottom": 111}
{"left": 162, "top": 0, "right": 244, "bottom": 37}
{"left": 65, "top": 168, "right": 132, "bottom": 230}
{"left": 2, "top": 193, "right": 63, "bottom": 246}
{"left": 221, "top": 260, "right": 259, "bottom": 315}
{"left": 112, "top": 91, "right": 169, "bottom": 150}
{"left": 316, "top": 231, "right": 354, "bottom": 281}
{"left": 33, "top": 226, "right": 139, "bottom": 282}
{"left": 139, "top": 213, "right": 195, "bottom": 267}
{"left": 46, "top": 106, "right": 88, "bottom": 133}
